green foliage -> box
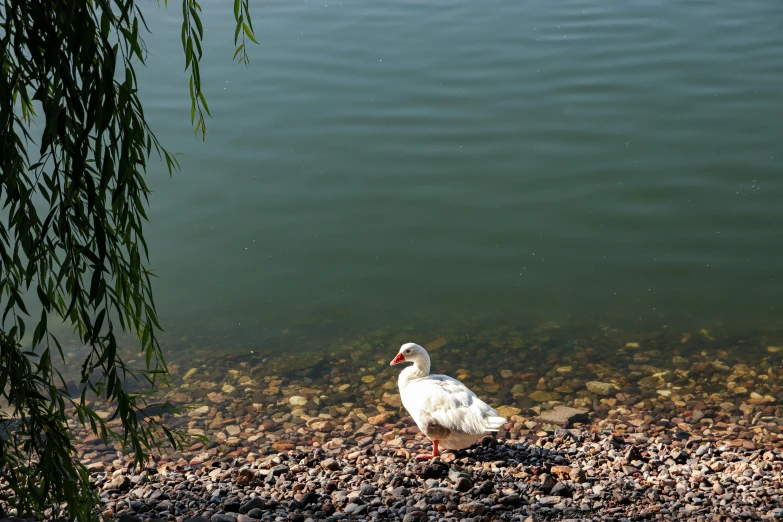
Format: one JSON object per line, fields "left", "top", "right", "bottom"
{"left": 0, "top": 0, "right": 256, "bottom": 519}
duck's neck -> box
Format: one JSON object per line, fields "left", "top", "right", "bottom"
{"left": 398, "top": 358, "right": 430, "bottom": 388}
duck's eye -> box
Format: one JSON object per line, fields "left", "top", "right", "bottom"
{"left": 405, "top": 349, "right": 411, "bottom": 354}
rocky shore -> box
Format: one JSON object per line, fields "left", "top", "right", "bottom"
{"left": 66, "top": 328, "right": 783, "bottom": 521}
{"left": 95, "top": 427, "right": 783, "bottom": 522}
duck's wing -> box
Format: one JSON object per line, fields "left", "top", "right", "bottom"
{"left": 410, "top": 374, "right": 504, "bottom": 436}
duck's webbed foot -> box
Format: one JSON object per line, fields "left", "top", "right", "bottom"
{"left": 416, "top": 439, "right": 440, "bottom": 460}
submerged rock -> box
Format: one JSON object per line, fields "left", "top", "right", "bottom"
{"left": 536, "top": 405, "right": 589, "bottom": 427}
{"left": 528, "top": 390, "right": 560, "bottom": 402}
{"left": 586, "top": 381, "right": 617, "bottom": 396}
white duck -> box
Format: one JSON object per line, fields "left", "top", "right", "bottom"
{"left": 390, "top": 342, "right": 507, "bottom": 459}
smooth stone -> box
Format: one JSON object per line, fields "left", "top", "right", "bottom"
{"left": 425, "top": 487, "right": 460, "bottom": 496}
{"left": 536, "top": 406, "right": 589, "bottom": 427}
{"left": 239, "top": 497, "right": 266, "bottom": 514}
{"left": 224, "top": 501, "right": 241, "bottom": 513}
{"left": 367, "top": 412, "right": 394, "bottom": 425}
{"left": 382, "top": 393, "right": 403, "bottom": 408}
{"left": 528, "top": 390, "right": 560, "bottom": 402}
{"left": 586, "top": 381, "right": 617, "bottom": 396}
{"left": 550, "top": 482, "right": 571, "bottom": 498}
{"left": 321, "top": 458, "right": 340, "bottom": 471}
{"left": 500, "top": 494, "right": 521, "bottom": 506}
{"left": 188, "top": 405, "right": 210, "bottom": 417}
{"left": 569, "top": 468, "right": 587, "bottom": 483}
{"left": 455, "top": 477, "right": 473, "bottom": 492}
{"left": 425, "top": 337, "right": 448, "bottom": 351}
{"left": 495, "top": 405, "right": 521, "bottom": 418}
{"left": 289, "top": 396, "right": 307, "bottom": 406}
{"left": 391, "top": 486, "right": 410, "bottom": 497}
{"left": 458, "top": 502, "right": 486, "bottom": 515}
{"left": 537, "top": 495, "right": 562, "bottom": 506}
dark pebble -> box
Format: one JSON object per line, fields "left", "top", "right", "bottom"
{"left": 223, "top": 501, "right": 241, "bottom": 513}
{"left": 455, "top": 477, "right": 473, "bottom": 492}
{"left": 300, "top": 491, "right": 318, "bottom": 507}
{"left": 550, "top": 481, "right": 571, "bottom": 498}
{"left": 392, "top": 486, "right": 410, "bottom": 497}
{"left": 625, "top": 446, "right": 642, "bottom": 461}
{"left": 239, "top": 497, "right": 266, "bottom": 514}
{"left": 271, "top": 465, "right": 289, "bottom": 476}
{"left": 211, "top": 515, "right": 237, "bottom": 522}
{"left": 500, "top": 494, "right": 521, "bottom": 506}
{"left": 477, "top": 481, "right": 494, "bottom": 495}
{"left": 322, "top": 458, "right": 339, "bottom": 471}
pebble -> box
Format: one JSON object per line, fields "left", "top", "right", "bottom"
{"left": 536, "top": 405, "right": 589, "bottom": 427}
{"left": 458, "top": 501, "right": 487, "bottom": 515}
{"left": 586, "top": 380, "right": 617, "bottom": 396}
{"left": 321, "top": 458, "right": 339, "bottom": 471}
{"left": 288, "top": 395, "right": 307, "bottom": 406}
{"left": 239, "top": 497, "right": 265, "bottom": 513}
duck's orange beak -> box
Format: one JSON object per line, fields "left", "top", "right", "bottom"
{"left": 390, "top": 353, "right": 406, "bottom": 365}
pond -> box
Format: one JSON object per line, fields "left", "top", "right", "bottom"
{"left": 131, "top": 0, "right": 782, "bottom": 361}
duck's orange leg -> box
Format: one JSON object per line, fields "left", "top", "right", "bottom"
{"left": 416, "top": 440, "right": 440, "bottom": 460}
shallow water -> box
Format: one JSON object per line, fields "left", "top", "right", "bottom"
{"left": 128, "top": 0, "right": 783, "bottom": 355}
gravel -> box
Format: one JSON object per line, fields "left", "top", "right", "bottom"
{"left": 38, "top": 328, "right": 783, "bottom": 521}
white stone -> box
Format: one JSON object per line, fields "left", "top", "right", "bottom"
{"left": 289, "top": 396, "right": 307, "bottom": 406}
{"left": 188, "top": 405, "right": 210, "bottom": 417}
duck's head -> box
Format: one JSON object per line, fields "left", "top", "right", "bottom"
{"left": 390, "top": 342, "right": 428, "bottom": 366}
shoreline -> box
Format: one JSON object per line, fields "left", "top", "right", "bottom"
{"left": 92, "top": 421, "right": 782, "bottom": 522}
{"left": 59, "top": 332, "right": 783, "bottom": 520}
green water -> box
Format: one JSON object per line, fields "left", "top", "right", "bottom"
{"left": 135, "top": 0, "right": 783, "bottom": 353}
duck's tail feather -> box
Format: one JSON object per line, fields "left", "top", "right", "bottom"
{"left": 484, "top": 416, "right": 507, "bottom": 431}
